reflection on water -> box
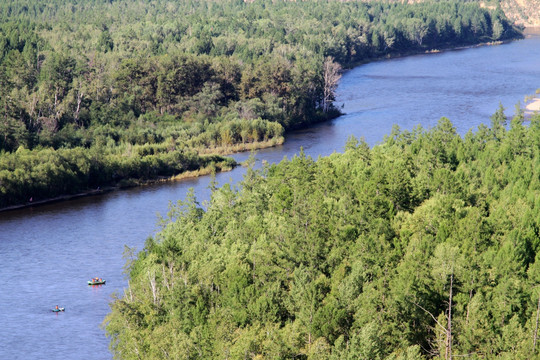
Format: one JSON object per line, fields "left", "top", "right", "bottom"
{"left": 1, "top": 34, "right": 540, "bottom": 360}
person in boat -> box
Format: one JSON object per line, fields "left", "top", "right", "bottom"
{"left": 55, "top": 305, "right": 59, "bottom": 310}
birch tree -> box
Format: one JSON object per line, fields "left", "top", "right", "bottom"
{"left": 322, "top": 56, "right": 341, "bottom": 113}
{"left": 430, "top": 243, "right": 464, "bottom": 360}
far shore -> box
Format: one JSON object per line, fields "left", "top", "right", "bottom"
{"left": 0, "top": 138, "right": 286, "bottom": 213}
{"left": 0, "top": 187, "right": 117, "bottom": 213}
{"left": 341, "top": 37, "right": 519, "bottom": 70}
{"left": 526, "top": 97, "right": 540, "bottom": 112}
{"left": 0, "top": 165, "right": 235, "bottom": 213}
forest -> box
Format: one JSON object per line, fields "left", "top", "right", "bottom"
{"left": 105, "top": 108, "right": 540, "bottom": 359}
{"left": 0, "top": 0, "right": 520, "bottom": 208}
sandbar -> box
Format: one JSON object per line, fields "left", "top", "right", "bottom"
{"left": 526, "top": 97, "right": 540, "bottom": 112}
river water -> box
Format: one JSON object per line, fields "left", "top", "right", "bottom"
{"left": 1, "top": 30, "right": 540, "bottom": 359}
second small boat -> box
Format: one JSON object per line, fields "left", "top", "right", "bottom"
{"left": 88, "top": 278, "right": 106, "bottom": 285}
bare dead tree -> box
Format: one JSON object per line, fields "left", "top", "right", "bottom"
{"left": 322, "top": 56, "right": 341, "bottom": 113}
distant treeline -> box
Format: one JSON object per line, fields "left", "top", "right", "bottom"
{"left": 0, "top": 0, "right": 519, "bottom": 207}
{"left": 105, "top": 108, "right": 540, "bottom": 359}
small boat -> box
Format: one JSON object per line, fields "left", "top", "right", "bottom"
{"left": 52, "top": 307, "right": 65, "bottom": 312}
{"left": 88, "top": 279, "right": 106, "bottom": 285}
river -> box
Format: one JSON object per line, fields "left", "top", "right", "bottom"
{"left": 1, "top": 30, "right": 540, "bottom": 359}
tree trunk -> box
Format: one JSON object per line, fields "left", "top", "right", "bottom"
{"left": 148, "top": 271, "right": 158, "bottom": 305}
{"left": 75, "top": 90, "right": 83, "bottom": 124}
{"left": 446, "top": 272, "right": 453, "bottom": 360}
{"left": 322, "top": 57, "right": 341, "bottom": 113}
{"left": 534, "top": 293, "right": 540, "bottom": 353}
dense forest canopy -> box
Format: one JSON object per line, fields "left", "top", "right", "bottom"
{"left": 106, "top": 108, "right": 540, "bottom": 359}
{"left": 0, "top": 0, "right": 519, "bottom": 208}
{"left": 1, "top": 0, "right": 535, "bottom": 357}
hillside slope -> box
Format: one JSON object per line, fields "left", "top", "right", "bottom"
{"left": 499, "top": 0, "right": 540, "bottom": 26}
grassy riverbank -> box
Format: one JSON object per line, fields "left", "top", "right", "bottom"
{"left": 0, "top": 136, "right": 289, "bottom": 212}
{"left": 0, "top": 146, "right": 236, "bottom": 210}
{"left": 0, "top": 161, "right": 236, "bottom": 213}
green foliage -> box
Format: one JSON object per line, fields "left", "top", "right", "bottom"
{"left": 0, "top": 0, "right": 520, "bottom": 207}
{"left": 0, "top": 142, "right": 236, "bottom": 208}
{"left": 105, "top": 113, "right": 540, "bottom": 359}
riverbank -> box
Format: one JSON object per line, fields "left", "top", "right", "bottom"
{"left": 0, "top": 137, "right": 289, "bottom": 213}
{"left": 196, "top": 136, "right": 285, "bottom": 155}
{"left": 524, "top": 86, "right": 540, "bottom": 115}
{"left": 526, "top": 97, "right": 540, "bottom": 114}
{"left": 341, "top": 36, "right": 521, "bottom": 71}
{"left": 0, "top": 162, "right": 236, "bottom": 213}
{"left": 528, "top": 99, "right": 540, "bottom": 111}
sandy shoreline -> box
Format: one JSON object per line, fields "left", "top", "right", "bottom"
{"left": 526, "top": 97, "right": 540, "bottom": 112}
